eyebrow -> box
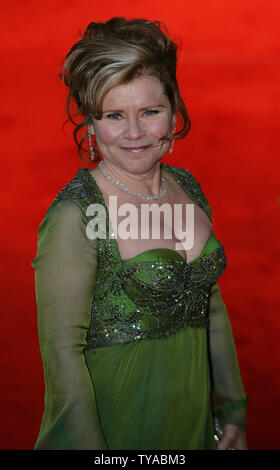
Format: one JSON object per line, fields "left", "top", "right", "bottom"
{"left": 102, "top": 105, "right": 166, "bottom": 113}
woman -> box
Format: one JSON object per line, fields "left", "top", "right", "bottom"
{"left": 31, "top": 17, "right": 249, "bottom": 450}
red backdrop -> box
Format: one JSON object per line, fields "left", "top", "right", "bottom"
{"left": 0, "top": 0, "right": 279, "bottom": 450}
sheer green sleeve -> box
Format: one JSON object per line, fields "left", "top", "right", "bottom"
{"left": 31, "top": 199, "right": 108, "bottom": 450}
{"left": 208, "top": 282, "right": 249, "bottom": 429}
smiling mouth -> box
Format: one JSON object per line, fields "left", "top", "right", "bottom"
{"left": 121, "top": 145, "right": 151, "bottom": 152}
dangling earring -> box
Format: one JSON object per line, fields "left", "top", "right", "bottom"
{"left": 169, "top": 121, "right": 176, "bottom": 154}
{"left": 169, "top": 136, "right": 175, "bottom": 154}
{"left": 88, "top": 132, "right": 95, "bottom": 161}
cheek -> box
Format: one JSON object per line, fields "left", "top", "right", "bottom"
{"left": 95, "top": 124, "right": 120, "bottom": 145}
{"left": 150, "top": 118, "right": 171, "bottom": 137}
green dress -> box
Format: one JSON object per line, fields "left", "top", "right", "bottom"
{"left": 31, "top": 164, "right": 248, "bottom": 450}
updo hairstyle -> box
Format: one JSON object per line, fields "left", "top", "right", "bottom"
{"left": 61, "top": 17, "right": 191, "bottom": 161}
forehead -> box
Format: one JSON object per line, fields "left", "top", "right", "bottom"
{"left": 102, "top": 75, "right": 169, "bottom": 110}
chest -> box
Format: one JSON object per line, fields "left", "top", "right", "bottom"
{"left": 88, "top": 166, "right": 213, "bottom": 262}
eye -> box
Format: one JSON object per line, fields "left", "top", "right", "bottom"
{"left": 105, "top": 113, "right": 122, "bottom": 120}
{"left": 144, "top": 109, "right": 159, "bottom": 116}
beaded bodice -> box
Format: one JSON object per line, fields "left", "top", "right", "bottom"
{"left": 49, "top": 164, "right": 227, "bottom": 349}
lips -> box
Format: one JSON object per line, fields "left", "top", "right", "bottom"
{"left": 121, "top": 145, "right": 151, "bottom": 153}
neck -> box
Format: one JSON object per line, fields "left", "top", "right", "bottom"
{"left": 99, "top": 160, "right": 164, "bottom": 196}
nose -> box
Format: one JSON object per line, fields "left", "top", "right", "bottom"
{"left": 123, "top": 116, "right": 146, "bottom": 140}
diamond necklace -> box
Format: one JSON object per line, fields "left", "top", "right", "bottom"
{"left": 98, "top": 161, "right": 168, "bottom": 200}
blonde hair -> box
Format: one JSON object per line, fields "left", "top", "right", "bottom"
{"left": 61, "top": 17, "right": 191, "bottom": 161}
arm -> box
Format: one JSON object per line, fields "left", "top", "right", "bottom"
{"left": 31, "top": 198, "right": 108, "bottom": 450}
{"left": 208, "top": 282, "right": 249, "bottom": 448}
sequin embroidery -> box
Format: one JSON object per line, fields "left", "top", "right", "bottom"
{"left": 47, "top": 164, "right": 227, "bottom": 349}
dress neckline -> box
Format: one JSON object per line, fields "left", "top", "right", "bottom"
{"left": 80, "top": 163, "right": 216, "bottom": 266}
{"left": 124, "top": 232, "right": 216, "bottom": 265}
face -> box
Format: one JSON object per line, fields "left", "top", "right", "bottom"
{"left": 89, "top": 75, "right": 176, "bottom": 175}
